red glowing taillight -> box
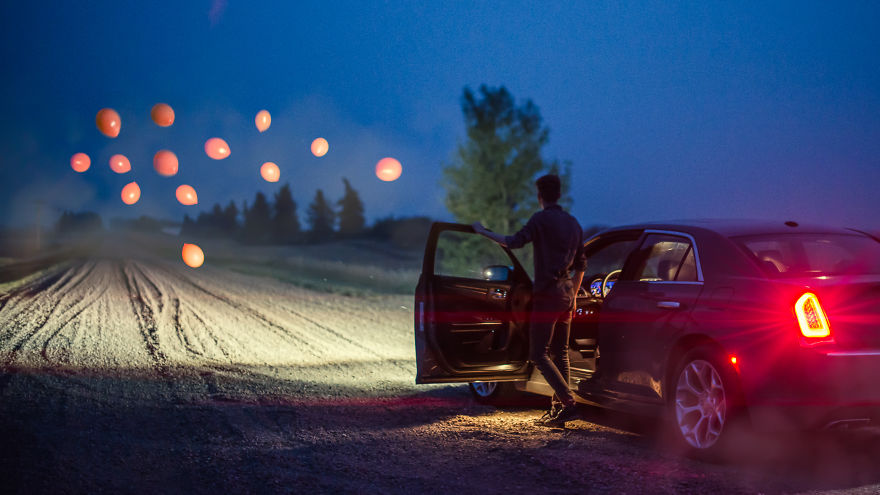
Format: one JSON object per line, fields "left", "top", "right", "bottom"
{"left": 795, "top": 292, "right": 831, "bottom": 339}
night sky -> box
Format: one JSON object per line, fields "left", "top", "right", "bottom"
{"left": 1, "top": 1, "right": 879, "bottom": 231}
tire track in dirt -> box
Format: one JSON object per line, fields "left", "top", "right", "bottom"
{"left": 0, "top": 261, "right": 98, "bottom": 364}
{"left": 149, "top": 262, "right": 327, "bottom": 360}
{"left": 38, "top": 282, "right": 109, "bottom": 363}
{"left": 170, "top": 296, "right": 204, "bottom": 358}
{"left": 154, "top": 261, "right": 397, "bottom": 363}
{"left": 181, "top": 302, "right": 233, "bottom": 361}
{"left": 0, "top": 263, "right": 78, "bottom": 329}
{"left": 35, "top": 261, "right": 114, "bottom": 364}
{"left": 119, "top": 261, "right": 169, "bottom": 375}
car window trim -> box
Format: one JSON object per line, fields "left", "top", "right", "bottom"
{"left": 642, "top": 229, "right": 705, "bottom": 283}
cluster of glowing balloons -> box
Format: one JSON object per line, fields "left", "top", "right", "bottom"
{"left": 255, "top": 110, "right": 271, "bottom": 132}
{"left": 109, "top": 154, "right": 131, "bottom": 174}
{"left": 153, "top": 150, "right": 179, "bottom": 176}
{"left": 376, "top": 157, "right": 403, "bottom": 182}
{"left": 96, "top": 108, "right": 121, "bottom": 138}
{"left": 205, "top": 137, "right": 231, "bottom": 160}
{"left": 151, "top": 103, "right": 175, "bottom": 127}
{"left": 181, "top": 243, "right": 205, "bottom": 268}
{"left": 74, "top": 103, "right": 408, "bottom": 270}
{"left": 70, "top": 152, "right": 91, "bottom": 173}
{"left": 311, "top": 137, "right": 329, "bottom": 157}
{"left": 121, "top": 182, "right": 141, "bottom": 205}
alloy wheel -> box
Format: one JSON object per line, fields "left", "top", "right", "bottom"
{"left": 470, "top": 382, "right": 498, "bottom": 398}
{"left": 675, "top": 359, "right": 727, "bottom": 449}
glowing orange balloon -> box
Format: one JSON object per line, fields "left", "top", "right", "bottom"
{"left": 260, "top": 162, "right": 280, "bottom": 182}
{"left": 204, "top": 137, "right": 231, "bottom": 160}
{"left": 96, "top": 108, "right": 121, "bottom": 138}
{"left": 182, "top": 243, "right": 204, "bottom": 268}
{"left": 109, "top": 154, "right": 131, "bottom": 173}
{"left": 176, "top": 185, "right": 198, "bottom": 205}
{"left": 70, "top": 153, "right": 90, "bottom": 173}
{"left": 311, "top": 137, "right": 329, "bottom": 157}
{"left": 255, "top": 110, "right": 271, "bottom": 132}
{"left": 376, "top": 157, "right": 402, "bottom": 182}
{"left": 151, "top": 103, "right": 175, "bottom": 127}
{"left": 121, "top": 182, "right": 141, "bottom": 205}
{"left": 153, "top": 150, "right": 179, "bottom": 176}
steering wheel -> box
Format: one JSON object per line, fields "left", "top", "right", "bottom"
{"left": 602, "top": 269, "right": 622, "bottom": 298}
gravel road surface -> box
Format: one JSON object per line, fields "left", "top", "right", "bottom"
{"left": 1, "top": 249, "right": 879, "bottom": 494}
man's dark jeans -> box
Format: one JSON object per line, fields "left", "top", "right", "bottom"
{"left": 529, "top": 289, "right": 576, "bottom": 407}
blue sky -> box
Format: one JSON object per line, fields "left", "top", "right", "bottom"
{"left": 1, "top": 1, "right": 878, "bottom": 230}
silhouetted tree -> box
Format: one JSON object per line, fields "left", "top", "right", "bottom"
{"left": 243, "top": 191, "right": 272, "bottom": 243}
{"left": 55, "top": 210, "right": 103, "bottom": 234}
{"left": 369, "top": 215, "right": 433, "bottom": 249}
{"left": 336, "top": 177, "right": 365, "bottom": 237}
{"left": 221, "top": 201, "right": 239, "bottom": 235}
{"left": 273, "top": 183, "right": 300, "bottom": 244}
{"left": 306, "top": 189, "right": 335, "bottom": 242}
{"left": 441, "top": 85, "right": 573, "bottom": 271}
{"left": 181, "top": 214, "right": 196, "bottom": 237}
{"left": 442, "top": 85, "right": 571, "bottom": 232}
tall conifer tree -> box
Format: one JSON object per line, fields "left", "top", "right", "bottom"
{"left": 336, "top": 177, "right": 365, "bottom": 237}
{"left": 306, "top": 189, "right": 335, "bottom": 242}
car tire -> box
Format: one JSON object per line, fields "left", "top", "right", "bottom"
{"left": 468, "top": 381, "right": 517, "bottom": 404}
{"left": 667, "top": 346, "right": 746, "bottom": 459}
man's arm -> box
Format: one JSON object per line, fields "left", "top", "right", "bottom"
{"left": 471, "top": 222, "right": 508, "bottom": 246}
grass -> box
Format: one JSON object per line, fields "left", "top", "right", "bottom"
{"left": 217, "top": 255, "right": 420, "bottom": 297}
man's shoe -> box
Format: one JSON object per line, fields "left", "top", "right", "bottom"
{"left": 533, "top": 403, "right": 561, "bottom": 425}
{"left": 542, "top": 404, "right": 580, "bottom": 427}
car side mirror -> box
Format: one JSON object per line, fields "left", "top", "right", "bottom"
{"left": 482, "top": 265, "right": 512, "bottom": 282}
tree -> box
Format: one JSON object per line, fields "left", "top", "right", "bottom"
{"left": 180, "top": 214, "right": 196, "bottom": 237}
{"left": 243, "top": 191, "right": 272, "bottom": 243}
{"left": 336, "top": 177, "right": 365, "bottom": 237}
{"left": 221, "top": 201, "right": 240, "bottom": 235}
{"left": 442, "top": 85, "right": 570, "bottom": 232}
{"left": 273, "top": 183, "right": 300, "bottom": 243}
{"left": 440, "top": 86, "right": 572, "bottom": 274}
{"left": 306, "top": 189, "right": 335, "bottom": 242}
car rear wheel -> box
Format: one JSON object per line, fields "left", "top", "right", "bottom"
{"left": 669, "top": 347, "right": 744, "bottom": 457}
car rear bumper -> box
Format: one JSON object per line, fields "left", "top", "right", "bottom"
{"left": 739, "top": 348, "right": 880, "bottom": 431}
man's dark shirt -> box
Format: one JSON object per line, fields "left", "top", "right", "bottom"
{"left": 504, "top": 204, "right": 587, "bottom": 294}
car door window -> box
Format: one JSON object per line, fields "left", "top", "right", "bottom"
{"left": 435, "top": 230, "right": 513, "bottom": 279}
{"left": 636, "top": 234, "right": 698, "bottom": 282}
{"left": 581, "top": 235, "right": 640, "bottom": 296}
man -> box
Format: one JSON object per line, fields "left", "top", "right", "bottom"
{"left": 472, "top": 174, "right": 586, "bottom": 426}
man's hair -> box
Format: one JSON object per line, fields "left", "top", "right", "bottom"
{"left": 535, "top": 174, "right": 561, "bottom": 204}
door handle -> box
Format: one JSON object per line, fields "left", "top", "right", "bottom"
{"left": 491, "top": 288, "right": 507, "bottom": 299}
{"left": 657, "top": 301, "right": 681, "bottom": 309}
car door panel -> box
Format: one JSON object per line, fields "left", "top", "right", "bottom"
{"left": 597, "top": 231, "right": 705, "bottom": 404}
{"left": 415, "top": 222, "right": 532, "bottom": 384}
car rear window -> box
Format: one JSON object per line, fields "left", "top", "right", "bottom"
{"left": 733, "top": 233, "right": 880, "bottom": 278}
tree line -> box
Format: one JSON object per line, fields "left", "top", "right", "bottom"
{"left": 181, "top": 178, "right": 368, "bottom": 244}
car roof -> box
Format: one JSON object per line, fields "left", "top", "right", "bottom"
{"left": 600, "top": 219, "right": 863, "bottom": 239}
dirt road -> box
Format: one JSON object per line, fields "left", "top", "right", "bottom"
{"left": 2, "top": 252, "right": 880, "bottom": 494}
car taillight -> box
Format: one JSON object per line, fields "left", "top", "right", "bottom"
{"left": 795, "top": 292, "right": 831, "bottom": 339}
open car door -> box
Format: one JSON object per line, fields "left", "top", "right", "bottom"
{"left": 415, "top": 222, "right": 532, "bottom": 384}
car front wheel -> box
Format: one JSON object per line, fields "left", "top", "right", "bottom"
{"left": 468, "top": 381, "right": 516, "bottom": 404}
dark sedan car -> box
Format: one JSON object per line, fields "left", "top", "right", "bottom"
{"left": 414, "top": 220, "right": 880, "bottom": 455}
